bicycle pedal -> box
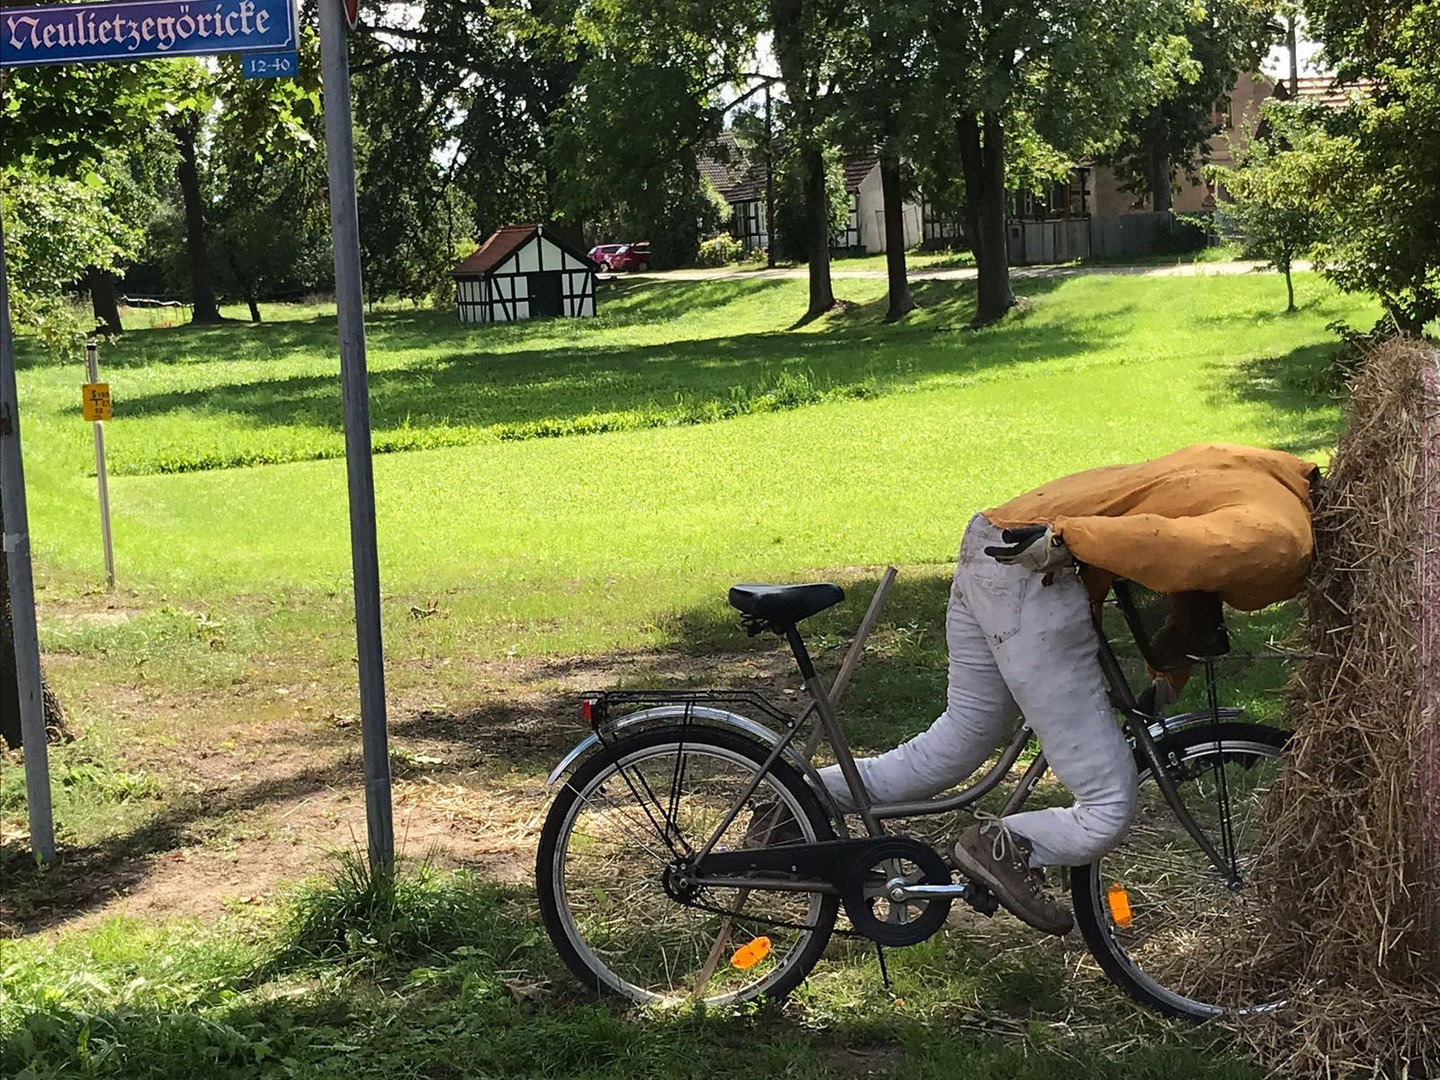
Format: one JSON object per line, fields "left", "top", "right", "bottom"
{"left": 959, "top": 882, "right": 1000, "bottom": 917}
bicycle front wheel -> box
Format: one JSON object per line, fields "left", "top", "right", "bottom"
{"left": 1071, "top": 722, "right": 1289, "bottom": 1019}
{"left": 537, "top": 725, "right": 839, "bottom": 1006}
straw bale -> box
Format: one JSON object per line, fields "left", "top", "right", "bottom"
{"left": 1235, "top": 337, "right": 1440, "bottom": 1075}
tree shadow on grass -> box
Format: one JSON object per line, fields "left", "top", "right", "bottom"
{"left": 0, "top": 757, "right": 357, "bottom": 935}
{"left": 1204, "top": 340, "right": 1343, "bottom": 457}
{"left": 0, "top": 865, "right": 1232, "bottom": 1080}
{"left": 94, "top": 278, "right": 1108, "bottom": 463}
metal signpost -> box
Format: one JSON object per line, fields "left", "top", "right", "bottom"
{"left": 0, "top": 220, "right": 57, "bottom": 865}
{"left": 318, "top": 0, "right": 394, "bottom": 872}
{"left": 0, "top": 0, "right": 395, "bottom": 870}
{"left": 83, "top": 343, "right": 116, "bottom": 590}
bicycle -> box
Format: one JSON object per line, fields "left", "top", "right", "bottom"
{"left": 536, "top": 568, "right": 1288, "bottom": 1019}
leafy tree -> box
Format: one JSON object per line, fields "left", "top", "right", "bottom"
{"left": 0, "top": 166, "right": 131, "bottom": 745}
{"left": 1107, "top": 0, "right": 1277, "bottom": 213}
{"left": 918, "top": 0, "right": 1190, "bottom": 324}
{"left": 547, "top": 0, "right": 762, "bottom": 266}
{"left": 770, "top": 0, "right": 847, "bottom": 319}
{"left": 208, "top": 40, "right": 332, "bottom": 318}
{"left": 1297, "top": 0, "right": 1440, "bottom": 334}
{"left": 832, "top": 0, "right": 931, "bottom": 320}
{"left": 162, "top": 64, "right": 224, "bottom": 324}
{"left": 352, "top": 0, "right": 584, "bottom": 277}
{"left": 1, "top": 167, "right": 141, "bottom": 356}
{"left": 767, "top": 147, "right": 848, "bottom": 263}
{"left": 1208, "top": 103, "right": 1325, "bottom": 311}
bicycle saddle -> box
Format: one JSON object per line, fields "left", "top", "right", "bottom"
{"left": 727, "top": 583, "right": 844, "bottom": 626}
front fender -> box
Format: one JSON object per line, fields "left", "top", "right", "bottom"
{"left": 545, "top": 704, "right": 851, "bottom": 837}
{"left": 1142, "top": 706, "right": 1244, "bottom": 744}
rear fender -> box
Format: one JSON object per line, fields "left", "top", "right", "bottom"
{"left": 545, "top": 704, "right": 851, "bottom": 837}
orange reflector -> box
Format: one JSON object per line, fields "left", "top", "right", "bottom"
{"left": 1107, "top": 883, "right": 1134, "bottom": 928}
{"left": 730, "top": 936, "right": 772, "bottom": 969}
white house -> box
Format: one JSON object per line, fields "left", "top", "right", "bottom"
{"left": 452, "top": 224, "right": 596, "bottom": 324}
{"left": 700, "top": 136, "right": 932, "bottom": 256}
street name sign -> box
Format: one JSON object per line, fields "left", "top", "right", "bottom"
{"left": 0, "top": 0, "right": 297, "bottom": 68}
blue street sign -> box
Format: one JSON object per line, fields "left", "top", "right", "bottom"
{"left": 0, "top": 0, "right": 297, "bottom": 68}
{"left": 242, "top": 48, "right": 296, "bottom": 78}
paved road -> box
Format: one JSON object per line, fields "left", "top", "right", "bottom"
{"left": 615, "top": 259, "right": 1309, "bottom": 283}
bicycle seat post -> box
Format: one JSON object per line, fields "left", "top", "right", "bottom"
{"left": 781, "top": 623, "right": 882, "bottom": 836}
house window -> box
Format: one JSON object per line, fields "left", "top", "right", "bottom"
{"left": 921, "top": 194, "right": 964, "bottom": 245}
{"left": 1010, "top": 172, "right": 1090, "bottom": 220}
{"left": 732, "top": 200, "right": 769, "bottom": 249}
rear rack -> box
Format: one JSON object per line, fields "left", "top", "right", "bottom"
{"left": 582, "top": 689, "right": 800, "bottom": 730}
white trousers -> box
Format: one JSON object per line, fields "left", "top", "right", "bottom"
{"left": 819, "top": 514, "right": 1137, "bottom": 866}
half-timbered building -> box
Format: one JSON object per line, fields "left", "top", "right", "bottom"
{"left": 452, "top": 224, "right": 596, "bottom": 324}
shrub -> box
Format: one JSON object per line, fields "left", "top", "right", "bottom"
{"left": 696, "top": 233, "right": 744, "bottom": 267}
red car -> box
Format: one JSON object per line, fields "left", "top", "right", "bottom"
{"left": 588, "top": 244, "right": 624, "bottom": 270}
{"left": 609, "top": 242, "right": 652, "bottom": 272}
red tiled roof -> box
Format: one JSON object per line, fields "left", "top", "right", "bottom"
{"left": 842, "top": 154, "right": 878, "bottom": 193}
{"left": 1275, "top": 75, "right": 1380, "bottom": 109}
{"left": 699, "top": 133, "right": 770, "bottom": 202}
{"left": 452, "top": 224, "right": 539, "bottom": 276}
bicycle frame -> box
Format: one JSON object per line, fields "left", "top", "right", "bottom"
{"left": 683, "top": 594, "right": 1239, "bottom": 884}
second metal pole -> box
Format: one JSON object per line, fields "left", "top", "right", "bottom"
{"left": 0, "top": 214, "right": 57, "bottom": 863}
{"left": 318, "top": 0, "right": 394, "bottom": 873}
{"left": 85, "top": 342, "right": 116, "bottom": 590}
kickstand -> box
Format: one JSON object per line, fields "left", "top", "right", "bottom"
{"left": 874, "top": 943, "right": 891, "bottom": 990}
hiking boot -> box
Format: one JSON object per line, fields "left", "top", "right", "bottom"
{"left": 950, "top": 820, "right": 1074, "bottom": 936}
{"left": 744, "top": 798, "right": 804, "bottom": 847}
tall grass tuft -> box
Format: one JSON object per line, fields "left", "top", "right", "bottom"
{"left": 276, "top": 851, "right": 492, "bottom": 969}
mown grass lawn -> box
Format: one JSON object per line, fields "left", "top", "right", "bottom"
{"left": 0, "top": 865, "right": 1266, "bottom": 1080}
{"left": 2, "top": 269, "right": 1369, "bottom": 1079}
{"left": 19, "top": 270, "right": 1367, "bottom": 657}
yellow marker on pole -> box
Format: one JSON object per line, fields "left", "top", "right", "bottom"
{"left": 82, "top": 381, "right": 112, "bottom": 422}
{"left": 84, "top": 343, "right": 115, "bottom": 589}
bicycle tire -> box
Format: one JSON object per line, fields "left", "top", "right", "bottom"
{"left": 537, "top": 725, "right": 840, "bottom": 1005}
{"left": 1070, "top": 721, "right": 1289, "bottom": 1019}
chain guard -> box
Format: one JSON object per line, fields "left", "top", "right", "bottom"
{"left": 840, "top": 838, "right": 953, "bottom": 947}
{"left": 695, "top": 834, "right": 953, "bottom": 948}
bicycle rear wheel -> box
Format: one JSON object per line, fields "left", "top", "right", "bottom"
{"left": 537, "top": 725, "right": 839, "bottom": 1006}
{"left": 1071, "top": 722, "right": 1288, "bottom": 1019}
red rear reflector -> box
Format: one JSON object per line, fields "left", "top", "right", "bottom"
{"left": 580, "top": 699, "right": 594, "bottom": 722}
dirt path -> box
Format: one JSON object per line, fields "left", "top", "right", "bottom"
{"left": 620, "top": 259, "right": 1310, "bottom": 283}
{"left": 1, "top": 646, "right": 798, "bottom": 936}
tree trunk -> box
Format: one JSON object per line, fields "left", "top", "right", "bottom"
{"left": 1287, "top": 15, "right": 1300, "bottom": 96}
{"left": 771, "top": 0, "right": 834, "bottom": 319}
{"left": 88, "top": 268, "right": 123, "bottom": 335}
{"left": 0, "top": 484, "right": 66, "bottom": 749}
{"left": 1284, "top": 263, "right": 1295, "bottom": 312}
{"left": 765, "top": 84, "right": 776, "bottom": 269}
{"left": 174, "top": 119, "right": 223, "bottom": 325}
{"left": 958, "top": 111, "right": 1015, "bottom": 325}
{"left": 228, "top": 254, "right": 262, "bottom": 323}
{"left": 801, "top": 145, "right": 836, "bottom": 318}
{"left": 1147, "top": 112, "right": 1173, "bottom": 214}
{"left": 879, "top": 153, "right": 915, "bottom": 321}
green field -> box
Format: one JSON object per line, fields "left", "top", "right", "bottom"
{"left": 2, "top": 268, "right": 1370, "bottom": 1079}
{"left": 19, "top": 270, "right": 1364, "bottom": 659}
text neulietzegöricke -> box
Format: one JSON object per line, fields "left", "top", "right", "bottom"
{"left": 5, "top": 1, "right": 278, "bottom": 56}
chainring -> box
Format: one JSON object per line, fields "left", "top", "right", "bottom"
{"left": 840, "top": 837, "right": 953, "bottom": 947}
